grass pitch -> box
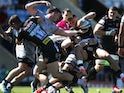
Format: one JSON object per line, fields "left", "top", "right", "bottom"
{"left": 1, "top": 86, "right": 124, "bottom": 93}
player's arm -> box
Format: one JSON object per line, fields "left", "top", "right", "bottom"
{"left": 54, "top": 28, "right": 82, "bottom": 37}
{"left": 83, "top": 12, "right": 96, "bottom": 20}
{"left": 79, "top": 12, "right": 96, "bottom": 22}
{"left": 93, "top": 23, "right": 106, "bottom": 36}
{"left": 77, "top": 12, "right": 96, "bottom": 28}
{"left": 61, "top": 38, "right": 72, "bottom": 49}
{"left": 94, "top": 23, "right": 116, "bottom": 36}
{"left": 118, "top": 22, "right": 124, "bottom": 47}
{"left": 94, "top": 19, "right": 116, "bottom": 36}
{"left": 25, "top": 1, "right": 51, "bottom": 15}
{"left": 118, "top": 21, "right": 124, "bottom": 57}
{"left": 0, "top": 26, "right": 12, "bottom": 42}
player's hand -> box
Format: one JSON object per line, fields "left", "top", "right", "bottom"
{"left": 43, "top": 0, "right": 52, "bottom": 7}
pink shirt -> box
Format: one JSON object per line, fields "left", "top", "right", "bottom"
{"left": 56, "top": 19, "right": 70, "bottom": 30}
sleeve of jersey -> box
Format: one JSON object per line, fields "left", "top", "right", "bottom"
{"left": 36, "top": 9, "right": 45, "bottom": 20}
{"left": 51, "top": 25, "right": 59, "bottom": 34}
{"left": 98, "top": 18, "right": 105, "bottom": 26}
{"left": 56, "top": 21, "right": 62, "bottom": 27}
{"left": 121, "top": 15, "right": 124, "bottom": 23}
{"left": 56, "top": 22, "right": 65, "bottom": 30}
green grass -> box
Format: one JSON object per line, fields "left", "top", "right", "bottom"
{"left": 0, "top": 86, "right": 124, "bottom": 93}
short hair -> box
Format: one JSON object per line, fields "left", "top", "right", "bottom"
{"left": 109, "top": 6, "right": 118, "bottom": 11}
{"left": 62, "top": 8, "right": 72, "bottom": 14}
{"left": 46, "top": 6, "right": 61, "bottom": 14}
{"left": 8, "top": 15, "right": 21, "bottom": 26}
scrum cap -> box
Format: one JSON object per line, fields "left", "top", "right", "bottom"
{"left": 80, "top": 20, "right": 91, "bottom": 29}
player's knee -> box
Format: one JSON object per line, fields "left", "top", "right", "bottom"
{"left": 95, "top": 59, "right": 105, "bottom": 65}
{"left": 95, "top": 64, "right": 104, "bottom": 71}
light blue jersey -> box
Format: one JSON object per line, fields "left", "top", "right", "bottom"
{"left": 36, "top": 10, "right": 58, "bottom": 35}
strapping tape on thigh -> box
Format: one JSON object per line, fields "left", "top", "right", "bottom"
{"left": 110, "top": 54, "right": 119, "bottom": 61}
{"left": 95, "top": 59, "right": 106, "bottom": 65}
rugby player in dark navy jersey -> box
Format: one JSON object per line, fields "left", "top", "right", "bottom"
{"left": 94, "top": 6, "right": 123, "bottom": 93}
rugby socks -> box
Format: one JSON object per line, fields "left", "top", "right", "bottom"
{"left": 115, "top": 70, "right": 122, "bottom": 77}
{"left": 112, "top": 70, "right": 117, "bottom": 86}
{"left": 77, "top": 60, "right": 84, "bottom": 69}
{"left": 65, "top": 86, "right": 74, "bottom": 93}
{"left": 77, "top": 60, "right": 87, "bottom": 75}
{"left": 47, "top": 85, "right": 56, "bottom": 93}
{"left": 44, "top": 82, "right": 52, "bottom": 89}
{"left": 1, "top": 80, "right": 9, "bottom": 87}
{"left": 7, "top": 82, "right": 13, "bottom": 90}
{"left": 32, "top": 78, "right": 40, "bottom": 89}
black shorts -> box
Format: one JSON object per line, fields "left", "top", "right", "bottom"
{"left": 39, "top": 41, "right": 58, "bottom": 63}
{"left": 83, "top": 44, "right": 98, "bottom": 61}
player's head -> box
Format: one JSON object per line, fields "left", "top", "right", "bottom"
{"left": 62, "top": 8, "right": 73, "bottom": 21}
{"left": 46, "top": 6, "right": 62, "bottom": 23}
{"left": 46, "top": 6, "right": 61, "bottom": 14}
{"left": 108, "top": 6, "right": 118, "bottom": 19}
{"left": 67, "top": 14, "right": 78, "bottom": 28}
{"left": 8, "top": 15, "right": 22, "bottom": 30}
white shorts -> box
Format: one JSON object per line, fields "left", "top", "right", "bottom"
{"left": 16, "top": 40, "right": 36, "bottom": 65}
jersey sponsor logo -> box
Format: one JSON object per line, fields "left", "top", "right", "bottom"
{"left": 24, "top": 21, "right": 34, "bottom": 31}
{"left": 27, "top": 23, "right": 37, "bottom": 33}
{"left": 42, "top": 36, "right": 51, "bottom": 45}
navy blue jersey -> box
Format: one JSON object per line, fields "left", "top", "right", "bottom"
{"left": 18, "top": 17, "right": 52, "bottom": 46}
{"left": 98, "top": 15, "right": 121, "bottom": 54}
